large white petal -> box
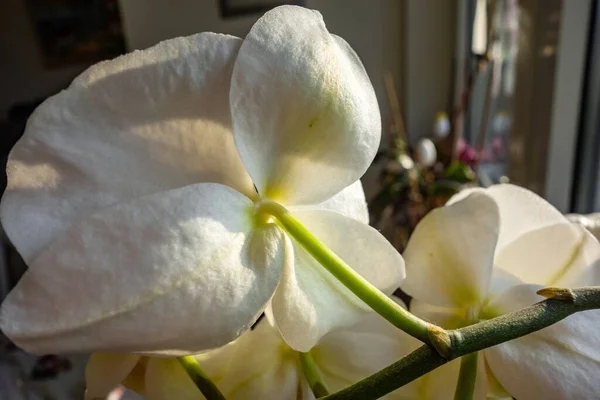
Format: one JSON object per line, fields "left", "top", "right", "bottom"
{"left": 0, "top": 183, "right": 286, "bottom": 354}
{"left": 402, "top": 192, "right": 499, "bottom": 308}
{"left": 484, "top": 268, "right": 523, "bottom": 305}
{"left": 1, "top": 33, "right": 254, "bottom": 264}
{"left": 484, "top": 284, "right": 600, "bottom": 400}
{"left": 270, "top": 209, "right": 404, "bottom": 351}
{"left": 450, "top": 184, "right": 568, "bottom": 254}
{"left": 495, "top": 222, "right": 600, "bottom": 286}
{"left": 85, "top": 353, "right": 140, "bottom": 399}
{"left": 197, "top": 321, "right": 300, "bottom": 400}
{"left": 230, "top": 6, "right": 380, "bottom": 205}
{"left": 145, "top": 358, "right": 202, "bottom": 400}
{"left": 312, "top": 300, "right": 412, "bottom": 399}
{"left": 291, "top": 180, "right": 370, "bottom": 224}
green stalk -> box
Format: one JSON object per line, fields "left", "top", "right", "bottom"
{"left": 323, "top": 286, "right": 600, "bottom": 399}
{"left": 299, "top": 351, "right": 330, "bottom": 397}
{"left": 257, "top": 200, "right": 432, "bottom": 345}
{"left": 177, "top": 356, "right": 226, "bottom": 400}
{"left": 453, "top": 353, "right": 478, "bottom": 400}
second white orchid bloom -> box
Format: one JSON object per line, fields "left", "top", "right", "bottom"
{"left": 0, "top": 6, "right": 404, "bottom": 355}
{"left": 197, "top": 315, "right": 411, "bottom": 400}
{"left": 85, "top": 303, "right": 412, "bottom": 400}
{"left": 401, "top": 184, "right": 600, "bottom": 399}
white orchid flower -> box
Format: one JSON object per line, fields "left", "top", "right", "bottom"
{"left": 198, "top": 314, "right": 411, "bottom": 399}
{"left": 84, "top": 303, "right": 412, "bottom": 400}
{"left": 0, "top": 5, "right": 404, "bottom": 355}
{"left": 400, "top": 184, "right": 600, "bottom": 399}
{"left": 85, "top": 353, "right": 198, "bottom": 400}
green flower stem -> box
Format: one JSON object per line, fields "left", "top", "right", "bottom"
{"left": 453, "top": 353, "right": 478, "bottom": 400}
{"left": 177, "top": 356, "right": 226, "bottom": 400}
{"left": 257, "top": 200, "right": 432, "bottom": 345}
{"left": 323, "top": 286, "right": 600, "bottom": 400}
{"left": 299, "top": 351, "right": 330, "bottom": 397}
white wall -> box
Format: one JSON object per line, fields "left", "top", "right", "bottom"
{"left": 0, "top": 0, "right": 86, "bottom": 119}
{"left": 118, "top": 0, "right": 257, "bottom": 49}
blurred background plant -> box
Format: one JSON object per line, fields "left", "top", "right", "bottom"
{"left": 369, "top": 0, "right": 520, "bottom": 252}
{"left": 369, "top": 76, "right": 477, "bottom": 252}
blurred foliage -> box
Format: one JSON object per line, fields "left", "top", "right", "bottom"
{"left": 369, "top": 139, "right": 476, "bottom": 253}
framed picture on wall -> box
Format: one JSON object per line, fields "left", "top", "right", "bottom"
{"left": 25, "top": 0, "right": 126, "bottom": 68}
{"left": 219, "top": 0, "right": 305, "bottom": 18}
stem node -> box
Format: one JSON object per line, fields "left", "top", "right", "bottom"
{"left": 427, "top": 325, "right": 453, "bottom": 359}
{"left": 537, "top": 287, "right": 575, "bottom": 302}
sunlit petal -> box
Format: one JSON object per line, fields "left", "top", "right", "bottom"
{"left": 231, "top": 6, "right": 380, "bottom": 205}
{"left": 449, "top": 184, "right": 567, "bottom": 254}
{"left": 290, "top": 180, "right": 370, "bottom": 224}
{"left": 495, "top": 223, "right": 600, "bottom": 287}
{"left": 197, "top": 321, "right": 300, "bottom": 400}
{"left": 402, "top": 192, "right": 499, "bottom": 308}
{"left": 1, "top": 33, "right": 253, "bottom": 264}
{"left": 1, "top": 184, "right": 286, "bottom": 354}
